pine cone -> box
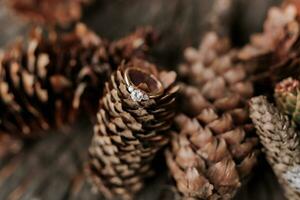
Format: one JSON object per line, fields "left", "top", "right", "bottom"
{"left": 165, "top": 33, "right": 259, "bottom": 199}
{"left": 238, "top": 4, "right": 298, "bottom": 60}
{"left": 237, "top": 4, "right": 300, "bottom": 86}
{"left": 87, "top": 59, "right": 179, "bottom": 200}
{"left": 0, "top": 23, "right": 111, "bottom": 138}
{"left": 5, "top": 0, "right": 89, "bottom": 26}
{"left": 249, "top": 96, "right": 300, "bottom": 200}
{"left": 275, "top": 77, "right": 300, "bottom": 126}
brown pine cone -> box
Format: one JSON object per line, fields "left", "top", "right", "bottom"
{"left": 249, "top": 96, "right": 300, "bottom": 200}
{"left": 237, "top": 4, "right": 300, "bottom": 87}
{"left": 87, "top": 59, "right": 179, "bottom": 200}
{"left": 0, "top": 23, "right": 110, "bottom": 138}
{"left": 5, "top": 0, "right": 89, "bottom": 26}
{"left": 166, "top": 32, "right": 259, "bottom": 199}
{"left": 238, "top": 4, "right": 298, "bottom": 61}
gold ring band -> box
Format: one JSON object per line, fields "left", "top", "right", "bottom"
{"left": 124, "top": 67, "right": 164, "bottom": 100}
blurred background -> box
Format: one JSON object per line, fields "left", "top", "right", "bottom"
{"left": 0, "top": 0, "right": 287, "bottom": 199}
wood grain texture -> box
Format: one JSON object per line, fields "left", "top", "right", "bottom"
{"left": 0, "top": 0, "right": 286, "bottom": 199}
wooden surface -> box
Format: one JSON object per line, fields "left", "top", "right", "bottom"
{"left": 0, "top": 0, "right": 287, "bottom": 199}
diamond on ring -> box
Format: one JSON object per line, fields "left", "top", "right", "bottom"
{"left": 128, "top": 86, "right": 149, "bottom": 102}
{"left": 128, "top": 86, "right": 134, "bottom": 93}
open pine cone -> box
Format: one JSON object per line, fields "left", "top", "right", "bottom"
{"left": 165, "top": 32, "right": 259, "bottom": 199}
{"left": 237, "top": 4, "right": 300, "bottom": 88}
{"left": 0, "top": 23, "right": 110, "bottom": 138}
{"left": 87, "top": 59, "right": 179, "bottom": 200}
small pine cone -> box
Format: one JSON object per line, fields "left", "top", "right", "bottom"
{"left": 237, "top": 4, "right": 300, "bottom": 85}
{"left": 249, "top": 96, "right": 300, "bottom": 200}
{"left": 0, "top": 23, "right": 111, "bottom": 138}
{"left": 275, "top": 77, "right": 300, "bottom": 125}
{"left": 87, "top": 59, "right": 179, "bottom": 200}
{"left": 237, "top": 4, "right": 298, "bottom": 63}
{"left": 5, "top": 0, "right": 89, "bottom": 26}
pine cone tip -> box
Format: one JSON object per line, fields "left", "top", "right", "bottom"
{"left": 275, "top": 77, "right": 300, "bottom": 94}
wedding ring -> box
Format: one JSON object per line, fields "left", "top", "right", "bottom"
{"left": 124, "top": 67, "right": 164, "bottom": 102}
